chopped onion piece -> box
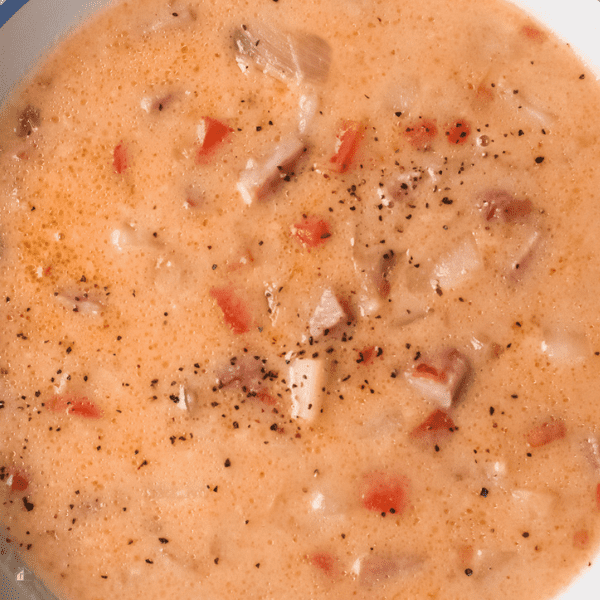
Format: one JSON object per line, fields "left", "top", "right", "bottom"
{"left": 354, "top": 554, "right": 423, "bottom": 588}
{"left": 508, "top": 226, "right": 541, "bottom": 281}
{"left": 237, "top": 136, "right": 307, "bottom": 205}
{"left": 298, "top": 93, "right": 319, "bottom": 134}
{"left": 386, "top": 77, "right": 420, "bottom": 115}
{"left": 541, "top": 327, "right": 588, "bottom": 363}
{"left": 510, "top": 489, "right": 557, "bottom": 522}
{"left": 405, "top": 348, "right": 471, "bottom": 409}
{"left": 55, "top": 290, "right": 104, "bottom": 315}
{"left": 110, "top": 222, "right": 156, "bottom": 251}
{"left": 431, "top": 236, "right": 482, "bottom": 290}
{"left": 289, "top": 358, "right": 324, "bottom": 421}
{"left": 140, "top": 93, "right": 176, "bottom": 113}
{"left": 173, "top": 384, "right": 196, "bottom": 411}
{"left": 233, "top": 23, "right": 331, "bottom": 85}
{"left": 309, "top": 289, "right": 346, "bottom": 338}
{"left": 146, "top": 3, "right": 197, "bottom": 33}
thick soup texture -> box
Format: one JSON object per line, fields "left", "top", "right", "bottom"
{"left": 2, "top": 0, "right": 600, "bottom": 599}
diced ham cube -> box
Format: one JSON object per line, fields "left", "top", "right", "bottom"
{"left": 209, "top": 286, "right": 252, "bottom": 334}
{"left": 360, "top": 471, "right": 410, "bottom": 515}
{"left": 196, "top": 117, "right": 233, "bottom": 162}
{"left": 217, "top": 355, "right": 264, "bottom": 393}
{"left": 526, "top": 418, "right": 566, "bottom": 447}
{"left": 329, "top": 121, "right": 365, "bottom": 173}
{"left": 380, "top": 171, "right": 420, "bottom": 205}
{"left": 480, "top": 189, "right": 533, "bottom": 223}
{"left": 237, "top": 136, "right": 307, "bottom": 205}
{"left": 309, "top": 289, "right": 346, "bottom": 339}
{"left": 291, "top": 216, "right": 332, "bottom": 249}
{"left": 410, "top": 409, "right": 456, "bottom": 443}
{"left": 404, "top": 348, "right": 471, "bottom": 409}
{"left": 581, "top": 436, "right": 600, "bottom": 473}
{"left": 289, "top": 358, "right": 324, "bottom": 421}
{"left": 233, "top": 23, "right": 332, "bottom": 85}
{"left": 373, "top": 250, "right": 397, "bottom": 298}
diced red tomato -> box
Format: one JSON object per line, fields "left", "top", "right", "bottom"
{"left": 10, "top": 472, "right": 29, "bottom": 493}
{"left": 445, "top": 120, "right": 471, "bottom": 145}
{"left": 309, "top": 552, "right": 340, "bottom": 578}
{"left": 357, "top": 346, "right": 383, "bottom": 366}
{"left": 47, "top": 395, "right": 103, "bottom": 419}
{"left": 597, "top": 483, "right": 600, "bottom": 511}
{"left": 526, "top": 418, "right": 566, "bottom": 448}
{"left": 113, "top": 142, "right": 128, "bottom": 174}
{"left": 68, "top": 400, "right": 104, "bottom": 419}
{"left": 255, "top": 389, "right": 277, "bottom": 406}
{"left": 291, "top": 216, "right": 332, "bottom": 249}
{"left": 410, "top": 409, "right": 456, "bottom": 441}
{"left": 209, "top": 286, "right": 252, "bottom": 334}
{"left": 361, "top": 471, "right": 409, "bottom": 515}
{"left": 521, "top": 25, "right": 546, "bottom": 42}
{"left": 573, "top": 529, "right": 590, "bottom": 549}
{"left": 196, "top": 117, "right": 233, "bottom": 162}
{"left": 403, "top": 118, "right": 437, "bottom": 150}
{"left": 329, "top": 121, "right": 365, "bottom": 173}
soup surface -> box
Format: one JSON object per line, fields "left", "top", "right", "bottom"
{"left": 2, "top": 0, "right": 600, "bottom": 599}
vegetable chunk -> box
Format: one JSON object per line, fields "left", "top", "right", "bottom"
{"left": 405, "top": 349, "right": 471, "bottom": 409}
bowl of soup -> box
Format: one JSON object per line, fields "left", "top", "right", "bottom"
{"left": 1, "top": 1, "right": 600, "bottom": 599}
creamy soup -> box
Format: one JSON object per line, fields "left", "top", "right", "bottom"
{"left": 2, "top": 0, "right": 600, "bottom": 599}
